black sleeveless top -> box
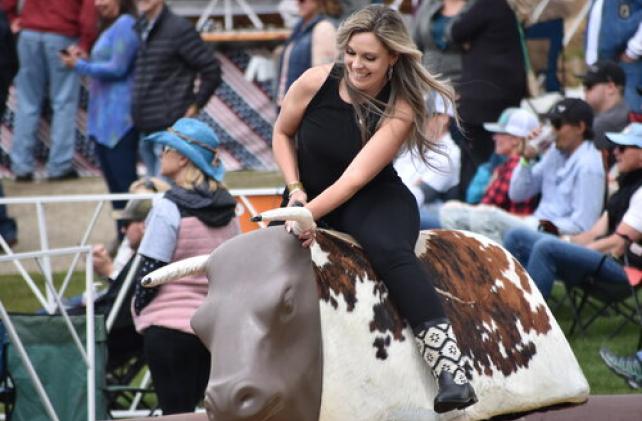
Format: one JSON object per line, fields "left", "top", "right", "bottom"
{"left": 296, "top": 64, "right": 401, "bottom": 200}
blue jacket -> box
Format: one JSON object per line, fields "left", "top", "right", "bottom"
{"left": 75, "top": 14, "right": 139, "bottom": 147}
{"left": 591, "top": 0, "right": 642, "bottom": 113}
{"left": 594, "top": 0, "right": 642, "bottom": 59}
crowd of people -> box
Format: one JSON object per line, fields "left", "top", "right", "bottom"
{"left": 0, "top": 0, "right": 641, "bottom": 414}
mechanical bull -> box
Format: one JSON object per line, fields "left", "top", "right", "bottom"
{"left": 144, "top": 207, "right": 589, "bottom": 421}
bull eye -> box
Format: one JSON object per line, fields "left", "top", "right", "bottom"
{"left": 280, "top": 287, "right": 295, "bottom": 320}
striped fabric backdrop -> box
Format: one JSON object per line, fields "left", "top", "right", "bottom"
{"left": 0, "top": 49, "right": 277, "bottom": 178}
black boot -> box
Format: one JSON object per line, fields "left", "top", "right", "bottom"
{"left": 414, "top": 318, "right": 477, "bottom": 413}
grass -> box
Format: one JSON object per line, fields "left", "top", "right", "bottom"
{"left": 1, "top": 272, "right": 640, "bottom": 399}
{"left": 547, "top": 283, "right": 640, "bottom": 395}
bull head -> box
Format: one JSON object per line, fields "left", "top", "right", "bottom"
{"left": 143, "top": 208, "right": 323, "bottom": 421}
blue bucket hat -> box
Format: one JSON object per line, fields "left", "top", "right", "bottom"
{"left": 145, "top": 118, "right": 224, "bottom": 182}
{"left": 606, "top": 123, "right": 642, "bottom": 148}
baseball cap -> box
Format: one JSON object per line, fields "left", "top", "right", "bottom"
{"left": 545, "top": 98, "right": 594, "bottom": 128}
{"left": 111, "top": 199, "right": 152, "bottom": 222}
{"left": 579, "top": 60, "right": 626, "bottom": 88}
{"left": 606, "top": 123, "right": 642, "bottom": 148}
{"left": 484, "top": 108, "right": 539, "bottom": 138}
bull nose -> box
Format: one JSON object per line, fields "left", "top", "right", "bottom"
{"left": 232, "top": 384, "right": 268, "bottom": 416}
{"left": 207, "top": 381, "right": 281, "bottom": 419}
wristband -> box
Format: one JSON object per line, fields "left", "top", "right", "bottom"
{"left": 519, "top": 156, "right": 532, "bottom": 167}
{"left": 287, "top": 181, "right": 304, "bottom": 192}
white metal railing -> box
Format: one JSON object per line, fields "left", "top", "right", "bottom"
{"left": 0, "top": 187, "right": 282, "bottom": 420}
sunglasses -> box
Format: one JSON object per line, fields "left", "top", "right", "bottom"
{"left": 162, "top": 145, "right": 176, "bottom": 154}
{"left": 613, "top": 144, "right": 641, "bottom": 152}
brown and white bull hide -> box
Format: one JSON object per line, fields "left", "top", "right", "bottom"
{"left": 310, "top": 228, "right": 588, "bottom": 421}
{"left": 183, "top": 226, "right": 588, "bottom": 421}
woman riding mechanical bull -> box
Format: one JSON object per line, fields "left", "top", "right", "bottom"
{"left": 271, "top": 5, "right": 477, "bottom": 413}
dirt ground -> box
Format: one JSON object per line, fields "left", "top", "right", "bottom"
{"left": 0, "top": 172, "right": 283, "bottom": 275}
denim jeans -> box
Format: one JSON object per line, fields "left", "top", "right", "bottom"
{"left": 138, "top": 132, "right": 163, "bottom": 176}
{"left": 94, "top": 128, "right": 139, "bottom": 237}
{"left": 439, "top": 202, "right": 539, "bottom": 244}
{"left": 503, "top": 227, "right": 628, "bottom": 299}
{"left": 11, "top": 30, "right": 80, "bottom": 177}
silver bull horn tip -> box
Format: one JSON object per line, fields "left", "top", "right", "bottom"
{"left": 142, "top": 254, "right": 210, "bottom": 287}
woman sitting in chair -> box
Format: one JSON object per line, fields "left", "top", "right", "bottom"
{"left": 504, "top": 123, "right": 642, "bottom": 299}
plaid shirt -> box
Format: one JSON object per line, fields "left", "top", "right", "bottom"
{"left": 481, "top": 155, "right": 537, "bottom": 215}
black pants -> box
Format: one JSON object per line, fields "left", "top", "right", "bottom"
{"left": 322, "top": 181, "right": 445, "bottom": 329}
{"left": 143, "top": 325, "right": 210, "bottom": 415}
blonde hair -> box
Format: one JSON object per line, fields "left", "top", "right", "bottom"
{"left": 175, "top": 160, "right": 219, "bottom": 191}
{"left": 336, "top": 5, "right": 456, "bottom": 163}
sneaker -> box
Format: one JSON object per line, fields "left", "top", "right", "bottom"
{"left": 47, "top": 168, "right": 79, "bottom": 181}
{"left": 599, "top": 347, "right": 642, "bottom": 389}
{"left": 15, "top": 173, "right": 33, "bottom": 182}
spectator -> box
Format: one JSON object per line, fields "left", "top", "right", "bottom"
{"left": 3, "top": 0, "right": 97, "bottom": 181}
{"left": 68, "top": 198, "right": 152, "bottom": 362}
{"left": 131, "top": 118, "right": 240, "bottom": 414}
{"left": 438, "top": 107, "right": 540, "bottom": 242}
{"left": 503, "top": 122, "right": 642, "bottom": 299}
{"left": 132, "top": 0, "right": 221, "bottom": 176}
{"left": 508, "top": 98, "right": 605, "bottom": 235}
{"left": 0, "top": 9, "right": 18, "bottom": 246}
{"left": 585, "top": 0, "right": 642, "bottom": 118}
{"left": 393, "top": 94, "right": 460, "bottom": 229}
{"left": 96, "top": 176, "right": 171, "bottom": 284}
{"left": 60, "top": 0, "right": 140, "bottom": 231}
{"left": 580, "top": 60, "right": 630, "bottom": 149}
{"left": 275, "top": 0, "right": 339, "bottom": 106}
{"left": 63, "top": 176, "right": 170, "bottom": 310}
{"left": 439, "top": 98, "right": 604, "bottom": 243}
{"left": 449, "top": 0, "right": 528, "bottom": 199}
{"left": 600, "top": 347, "right": 642, "bottom": 389}
{"left": 412, "top": 0, "right": 466, "bottom": 85}
{"left": 464, "top": 153, "right": 506, "bottom": 205}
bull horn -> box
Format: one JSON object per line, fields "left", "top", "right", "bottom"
{"left": 250, "top": 207, "right": 315, "bottom": 232}
{"left": 141, "top": 255, "right": 209, "bottom": 287}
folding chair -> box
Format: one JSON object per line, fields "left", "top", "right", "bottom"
{"left": 5, "top": 314, "right": 109, "bottom": 421}
{"left": 98, "top": 255, "right": 158, "bottom": 417}
{"left": 565, "top": 252, "right": 642, "bottom": 347}
{"left": 66, "top": 254, "right": 158, "bottom": 417}
{"left": 0, "top": 322, "right": 15, "bottom": 419}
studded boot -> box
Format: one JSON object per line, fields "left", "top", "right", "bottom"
{"left": 413, "top": 318, "right": 477, "bottom": 413}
